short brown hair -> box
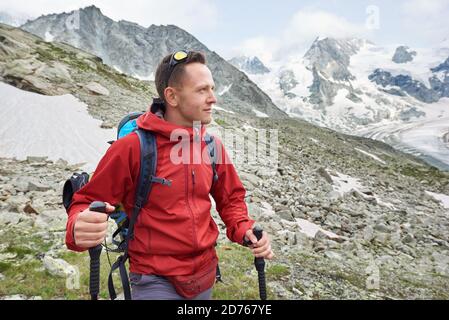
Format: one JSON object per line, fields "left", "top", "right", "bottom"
{"left": 155, "top": 51, "right": 207, "bottom": 103}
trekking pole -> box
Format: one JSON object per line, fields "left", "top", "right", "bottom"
{"left": 244, "top": 225, "right": 267, "bottom": 300}
{"left": 88, "top": 201, "right": 107, "bottom": 300}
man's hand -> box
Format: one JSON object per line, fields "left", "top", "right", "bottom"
{"left": 244, "top": 229, "right": 275, "bottom": 260}
{"left": 73, "top": 202, "right": 115, "bottom": 248}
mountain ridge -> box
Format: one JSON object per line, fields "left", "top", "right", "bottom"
{"left": 21, "top": 5, "right": 287, "bottom": 119}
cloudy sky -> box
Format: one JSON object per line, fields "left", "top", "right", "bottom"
{"left": 1, "top": 0, "right": 448, "bottom": 63}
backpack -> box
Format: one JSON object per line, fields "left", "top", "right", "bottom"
{"left": 62, "top": 98, "right": 220, "bottom": 300}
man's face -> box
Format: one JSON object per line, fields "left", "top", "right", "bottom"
{"left": 169, "top": 62, "right": 217, "bottom": 126}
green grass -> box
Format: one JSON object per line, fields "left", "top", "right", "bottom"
{"left": 95, "top": 62, "right": 133, "bottom": 90}
{"left": 399, "top": 163, "right": 449, "bottom": 181}
{"left": 34, "top": 43, "right": 94, "bottom": 73}
{"left": 35, "top": 48, "right": 54, "bottom": 62}
{"left": 32, "top": 41, "right": 157, "bottom": 96}
{"left": 215, "top": 118, "right": 227, "bottom": 127}
{"left": 0, "top": 260, "right": 63, "bottom": 299}
{"left": 0, "top": 246, "right": 123, "bottom": 300}
{"left": 6, "top": 245, "right": 34, "bottom": 259}
{"left": 59, "top": 250, "right": 123, "bottom": 300}
{"left": 396, "top": 273, "right": 449, "bottom": 299}
{"left": 266, "top": 264, "right": 290, "bottom": 280}
{"left": 0, "top": 229, "right": 63, "bottom": 299}
{"left": 0, "top": 262, "right": 12, "bottom": 273}
{"left": 212, "top": 243, "right": 280, "bottom": 300}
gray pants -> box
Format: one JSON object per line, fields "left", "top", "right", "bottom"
{"left": 130, "top": 273, "right": 213, "bottom": 300}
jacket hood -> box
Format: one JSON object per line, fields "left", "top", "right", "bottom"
{"left": 136, "top": 110, "right": 207, "bottom": 141}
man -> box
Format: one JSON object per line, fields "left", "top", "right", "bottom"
{"left": 65, "top": 50, "right": 274, "bottom": 300}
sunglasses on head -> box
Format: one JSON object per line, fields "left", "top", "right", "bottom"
{"left": 166, "top": 50, "right": 189, "bottom": 86}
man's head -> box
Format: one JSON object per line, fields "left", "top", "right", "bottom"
{"left": 155, "top": 50, "right": 217, "bottom": 126}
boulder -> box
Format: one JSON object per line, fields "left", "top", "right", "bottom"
{"left": 42, "top": 255, "right": 77, "bottom": 278}
{"left": 84, "top": 82, "right": 110, "bottom": 96}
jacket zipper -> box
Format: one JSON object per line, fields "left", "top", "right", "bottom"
{"left": 192, "top": 168, "right": 198, "bottom": 210}
{"left": 185, "top": 165, "right": 199, "bottom": 252}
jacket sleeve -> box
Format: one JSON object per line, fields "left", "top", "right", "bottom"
{"left": 65, "top": 134, "right": 140, "bottom": 252}
{"left": 210, "top": 137, "right": 255, "bottom": 244}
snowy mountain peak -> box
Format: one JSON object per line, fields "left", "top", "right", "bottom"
{"left": 82, "top": 5, "right": 103, "bottom": 13}
{"left": 304, "top": 37, "right": 366, "bottom": 64}
{"left": 300, "top": 37, "right": 368, "bottom": 107}
{"left": 431, "top": 56, "right": 449, "bottom": 73}
{"left": 392, "top": 46, "right": 417, "bottom": 64}
{"left": 242, "top": 34, "right": 449, "bottom": 137}
{"left": 228, "top": 55, "right": 270, "bottom": 74}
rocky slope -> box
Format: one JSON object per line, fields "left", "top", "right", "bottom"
{"left": 1, "top": 111, "right": 449, "bottom": 299}
{"left": 0, "top": 23, "right": 157, "bottom": 128}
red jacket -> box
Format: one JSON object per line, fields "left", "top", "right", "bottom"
{"left": 65, "top": 111, "right": 255, "bottom": 276}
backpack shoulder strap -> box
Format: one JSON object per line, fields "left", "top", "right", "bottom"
{"left": 108, "top": 128, "right": 157, "bottom": 300}
{"left": 127, "top": 129, "right": 157, "bottom": 240}
{"left": 204, "top": 133, "right": 219, "bottom": 184}
{"left": 204, "top": 133, "right": 223, "bottom": 283}
{"left": 62, "top": 172, "right": 90, "bottom": 211}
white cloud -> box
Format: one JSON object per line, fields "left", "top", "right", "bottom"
{"left": 401, "top": 0, "right": 449, "bottom": 45}
{"left": 0, "top": 0, "right": 219, "bottom": 33}
{"left": 402, "top": 0, "right": 448, "bottom": 16}
{"left": 231, "top": 9, "right": 369, "bottom": 64}
{"left": 0, "top": 1, "right": 91, "bottom": 17}
{"left": 227, "top": 36, "right": 280, "bottom": 64}
{"left": 279, "top": 9, "right": 368, "bottom": 58}
{"left": 285, "top": 9, "right": 365, "bottom": 43}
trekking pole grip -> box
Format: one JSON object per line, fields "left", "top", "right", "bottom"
{"left": 88, "top": 201, "right": 106, "bottom": 300}
{"left": 243, "top": 226, "right": 267, "bottom": 300}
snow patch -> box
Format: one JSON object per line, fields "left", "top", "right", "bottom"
{"left": 113, "top": 65, "right": 124, "bottom": 74}
{"left": 213, "top": 105, "right": 235, "bottom": 114}
{"left": 327, "top": 169, "right": 396, "bottom": 209}
{"left": 329, "top": 171, "right": 364, "bottom": 196}
{"left": 434, "top": 71, "right": 447, "bottom": 82}
{"left": 44, "top": 31, "right": 54, "bottom": 42}
{"left": 133, "top": 72, "right": 154, "bottom": 81}
{"left": 354, "top": 148, "right": 386, "bottom": 164}
{"left": 242, "top": 124, "right": 258, "bottom": 131}
{"left": 295, "top": 218, "right": 340, "bottom": 239}
{"left": 376, "top": 199, "right": 396, "bottom": 210}
{"left": 253, "top": 109, "right": 269, "bottom": 118}
{"left": 218, "top": 84, "right": 232, "bottom": 96}
{"left": 0, "top": 82, "right": 115, "bottom": 172}
{"left": 425, "top": 191, "right": 449, "bottom": 209}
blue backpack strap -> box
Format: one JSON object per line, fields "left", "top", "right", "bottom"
{"left": 108, "top": 129, "right": 157, "bottom": 300}
{"left": 127, "top": 129, "right": 158, "bottom": 241}
{"left": 205, "top": 134, "right": 222, "bottom": 282}
{"left": 204, "top": 133, "right": 219, "bottom": 184}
